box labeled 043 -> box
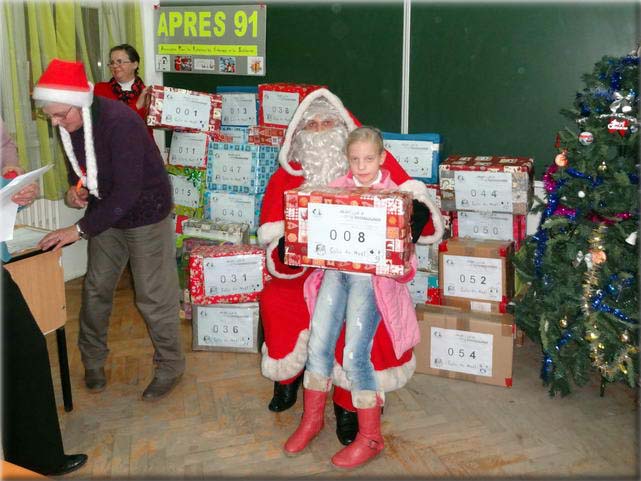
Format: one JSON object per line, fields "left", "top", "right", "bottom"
{"left": 439, "top": 238, "right": 514, "bottom": 313}
{"left": 192, "top": 302, "right": 262, "bottom": 353}
{"left": 414, "top": 304, "right": 514, "bottom": 388}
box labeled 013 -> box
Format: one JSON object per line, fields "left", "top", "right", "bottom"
{"left": 192, "top": 302, "right": 262, "bottom": 353}
{"left": 414, "top": 304, "right": 514, "bottom": 388}
{"left": 439, "top": 238, "right": 514, "bottom": 313}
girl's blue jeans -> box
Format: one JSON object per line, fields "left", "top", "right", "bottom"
{"left": 305, "top": 270, "right": 381, "bottom": 392}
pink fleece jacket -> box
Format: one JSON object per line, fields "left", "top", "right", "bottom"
{"left": 303, "top": 169, "right": 420, "bottom": 359}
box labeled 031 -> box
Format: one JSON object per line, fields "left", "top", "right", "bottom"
{"left": 192, "top": 302, "right": 262, "bottom": 353}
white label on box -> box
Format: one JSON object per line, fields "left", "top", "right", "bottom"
{"left": 408, "top": 271, "right": 429, "bottom": 305}
{"left": 430, "top": 326, "right": 493, "bottom": 376}
{"left": 171, "top": 174, "right": 200, "bottom": 208}
{"left": 454, "top": 171, "right": 513, "bottom": 212}
{"left": 383, "top": 139, "right": 436, "bottom": 178}
{"left": 161, "top": 90, "right": 211, "bottom": 131}
{"left": 169, "top": 132, "right": 208, "bottom": 167}
{"left": 262, "top": 90, "right": 300, "bottom": 125}
{"left": 443, "top": 255, "right": 503, "bottom": 301}
{"left": 196, "top": 305, "right": 255, "bottom": 348}
{"left": 203, "top": 254, "right": 263, "bottom": 296}
{"left": 210, "top": 149, "right": 252, "bottom": 186}
{"left": 208, "top": 193, "right": 255, "bottom": 227}
{"left": 307, "top": 202, "right": 386, "bottom": 265}
{"left": 457, "top": 211, "right": 514, "bottom": 241}
{"left": 470, "top": 301, "right": 492, "bottom": 312}
{"left": 221, "top": 93, "right": 257, "bottom": 125}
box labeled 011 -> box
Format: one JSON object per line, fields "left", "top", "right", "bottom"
{"left": 439, "top": 238, "right": 514, "bottom": 313}
{"left": 192, "top": 302, "right": 262, "bottom": 352}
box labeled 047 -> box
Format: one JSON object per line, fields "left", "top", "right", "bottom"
{"left": 192, "top": 302, "right": 262, "bottom": 353}
{"left": 439, "top": 238, "right": 514, "bottom": 313}
{"left": 414, "top": 304, "right": 514, "bottom": 387}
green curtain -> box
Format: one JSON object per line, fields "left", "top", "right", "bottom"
{"left": 0, "top": 0, "right": 143, "bottom": 200}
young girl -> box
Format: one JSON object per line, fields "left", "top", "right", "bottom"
{"left": 283, "top": 126, "right": 426, "bottom": 468}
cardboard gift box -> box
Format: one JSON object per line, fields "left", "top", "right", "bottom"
{"left": 166, "top": 165, "right": 206, "bottom": 218}
{"left": 204, "top": 190, "right": 264, "bottom": 234}
{"left": 439, "top": 156, "right": 534, "bottom": 215}
{"left": 220, "top": 92, "right": 258, "bottom": 126}
{"left": 414, "top": 304, "right": 514, "bottom": 388}
{"left": 439, "top": 238, "right": 514, "bottom": 313}
{"left": 248, "top": 125, "right": 286, "bottom": 146}
{"left": 206, "top": 142, "right": 279, "bottom": 194}
{"left": 189, "top": 244, "right": 269, "bottom": 305}
{"left": 284, "top": 186, "right": 414, "bottom": 276}
{"left": 452, "top": 211, "right": 527, "bottom": 250}
{"left": 382, "top": 132, "right": 441, "bottom": 184}
{"left": 147, "top": 85, "right": 222, "bottom": 133}
{"left": 258, "top": 83, "right": 326, "bottom": 127}
{"left": 408, "top": 270, "right": 439, "bottom": 306}
{"left": 192, "top": 302, "right": 262, "bottom": 353}
{"left": 180, "top": 218, "right": 250, "bottom": 244}
{"left": 169, "top": 131, "right": 232, "bottom": 168}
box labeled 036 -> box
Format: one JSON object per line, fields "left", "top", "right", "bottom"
{"left": 192, "top": 302, "right": 262, "bottom": 353}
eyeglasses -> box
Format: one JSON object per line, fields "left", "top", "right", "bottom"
{"left": 108, "top": 59, "right": 132, "bottom": 67}
{"left": 37, "top": 106, "right": 73, "bottom": 121}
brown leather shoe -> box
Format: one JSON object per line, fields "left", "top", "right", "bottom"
{"left": 84, "top": 367, "right": 106, "bottom": 392}
{"left": 142, "top": 374, "right": 182, "bottom": 401}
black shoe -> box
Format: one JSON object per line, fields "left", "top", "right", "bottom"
{"left": 84, "top": 367, "right": 106, "bottom": 392}
{"left": 268, "top": 375, "right": 302, "bottom": 412}
{"left": 334, "top": 403, "right": 358, "bottom": 446}
{"left": 42, "top": 453, "right": 88, "bottom": 476}
{"left": 142, "top": 374, "right": 183, "bottom": 401}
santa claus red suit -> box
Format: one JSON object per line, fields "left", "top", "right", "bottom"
{"left": 258, "top": 88, "right": 444, "bottom": 425}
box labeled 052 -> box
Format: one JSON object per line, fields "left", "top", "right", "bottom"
{"left": 439, "top": 238, "right": 514, "bottom": 313}
{"left": 192, "top": 302, "right": 262, "bottom": 353}
{"left": 414, "top": 304, "right": 514, "bottom": 388}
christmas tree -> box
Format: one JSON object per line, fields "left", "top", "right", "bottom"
{"left": 513, "top": 49, "right": 639, "bottom": 396}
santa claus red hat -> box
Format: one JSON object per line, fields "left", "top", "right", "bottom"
{"left": 32, "top": 59, "right": 99, "bottom": 197}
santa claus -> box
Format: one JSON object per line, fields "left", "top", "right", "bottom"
{"left": 258, "top": 88, "right": 444, "bottom": 445}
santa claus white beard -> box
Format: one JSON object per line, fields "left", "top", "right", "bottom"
{"left": 292, "top": 125, "right": 349, "bottom": 186}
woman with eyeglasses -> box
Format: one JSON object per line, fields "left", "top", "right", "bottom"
{"left": 94, "top": 44, "right": 152, "bottom": 121}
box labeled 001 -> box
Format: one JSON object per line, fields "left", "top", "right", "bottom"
{"left": 439, "top": 238, "right": 514, "bottom": 313}
{"left": 192, "top": 302, "right": 262, "bottom": 352}
{"left": 147, "top": 85, "right": 222, "bottom": 133}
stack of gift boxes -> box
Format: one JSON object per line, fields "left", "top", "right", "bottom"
{"left": 146, "top": 82, "right": 323, "bottom": 349}
{"left": 412, "top": 155, "right": 533, "bottom": 388}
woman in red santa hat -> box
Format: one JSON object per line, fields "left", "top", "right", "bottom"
{"left": 258, "top": 87, "right": 444, "bottom": 446}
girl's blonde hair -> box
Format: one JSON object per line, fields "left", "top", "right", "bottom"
{"left": 346, "top": 126, "right": 385, "bottom": 154}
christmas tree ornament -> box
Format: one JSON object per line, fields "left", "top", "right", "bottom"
{"left": 609, "top": 91, "right": 634, "bottom": 113}
{"left": 625, "top": 231, "right": 637, "bottom": 245}
{"left": 598, "top": 161, "right": 608, "bottom": 172}
{"left": 630, "top": 124, "right": 639, "bottom": 134}
{"left": 579, "top": 131, "right": 594, "bottom": 145}
{"left": 589, "top": 249, "right": 607, "bottom": 264}
{"left": 607, "top": 118, "right": 629, "bottom": 136}
{"left": 578, "top": 190, "right": 586, "bottom": 198}
{"left": 559, "top": 317, "right": 568, "bottom": 328}
{"left": 554, "top": 151, "right": 568, "bottom": 167}
{"left": 621, "top": 331, "right": 630, "bottom": 343}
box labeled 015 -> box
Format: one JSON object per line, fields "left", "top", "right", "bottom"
{"left": 192, "top": 302, "right": 262, "bottom": 353}
{"left": 439, "top": 238, "right": 514, "bottom": 313}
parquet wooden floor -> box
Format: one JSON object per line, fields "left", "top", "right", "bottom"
{"left": 44, "top": 275, "right": 639, "bottom": 479}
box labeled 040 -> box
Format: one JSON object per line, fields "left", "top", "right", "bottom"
{"left": 439, "top": 238, "right": 514, "bottom": 313}
{"left": 192, "top": 302, "right": 262, "bottom": 353}
{"left": 414, "top": 304, "right": 514, "bottom": 388}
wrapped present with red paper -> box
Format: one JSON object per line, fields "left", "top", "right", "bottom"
{"left": 147, "top": 85, "right": 222, "bottom": 133}
{"left": 258, "top": 83, "right": 326, "bottom": 127}
{"left": 439, "top": 156, "right": 534, "bottom": 215}
{"left": 283, "top": 186, "right": 414, "bottom": 276}
{"left": 248, "top": 125, "right": 286, "bottom": 146}
{"left": 189, "top": 244, "right": 270, "bottom": 305}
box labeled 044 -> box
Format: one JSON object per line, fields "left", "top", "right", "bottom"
{"left": 414, "top": 304, "right": 514, "bottom": 388}
{"left": 439, "top": 238, "right": 514, "bottom": 313}
{"left": 284, "top": 186, "right": 414, "bottom": 277}
{"left": 192, "top": 302, "right": 262, "bottom": 352}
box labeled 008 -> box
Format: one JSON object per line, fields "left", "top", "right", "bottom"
{"left": 192, "top": 302, "right": 262, "bottom": 352}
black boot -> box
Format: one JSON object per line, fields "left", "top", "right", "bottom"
{"left": 334, "top": 402, "right": 358, "bottom": 446}
{"left": 41, "top": 453, "right": 88, "bottom": 476}
{"left": 268, "top": 375, "right": 302, "bottom": 412}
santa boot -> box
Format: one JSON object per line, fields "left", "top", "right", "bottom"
{"left": 283, "top": 372, "right": 331, "bottom": 455}
{"left": 331, "top": 391, "right": 384, "bottom": 469}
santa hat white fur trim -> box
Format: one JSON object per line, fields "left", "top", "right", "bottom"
{"left": 264, "top": 237, "right": 308, "bottom": 280}
{"left": 399, "top": 179, "right": 445, "bottom": 245}
{"left": 58, "top": 106, "right": 100, "bottom": 198}
{"left": 261, "top": 329, "right": 310, "bottom": 381}
{"left": 257, "top": 220, "right": 284, "bottom": 246}
{"left": 278, "top": 88, "right": 358, "bottom": 177}
{"left": 32, "top": 84, "right": 93, "bottom": 108}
